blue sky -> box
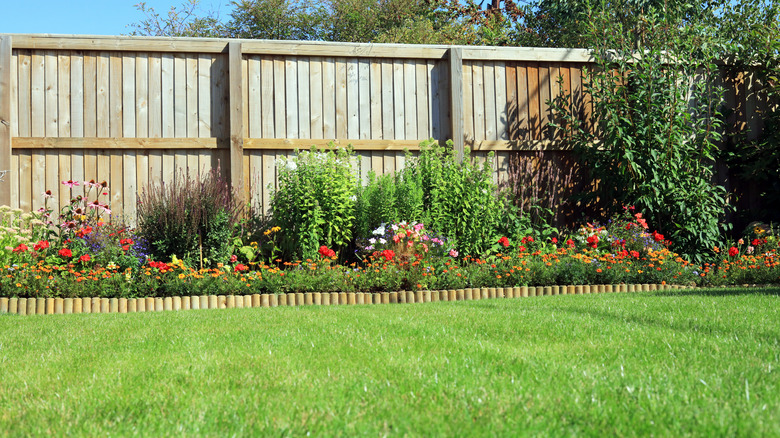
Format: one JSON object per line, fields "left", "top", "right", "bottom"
{"left": 1, "top": 0, "right": 231, "bottom": 36}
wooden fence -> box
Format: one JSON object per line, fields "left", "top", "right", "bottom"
{"left": 0, "top": 34, "right": 771, "bottom": 226}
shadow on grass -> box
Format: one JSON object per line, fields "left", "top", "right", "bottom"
{"left": 646, "top": 286, "right": 780, "bottom": 298}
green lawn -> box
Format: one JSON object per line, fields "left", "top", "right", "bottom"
{"left": 1, "top": 288, "right": 779, "bottom": 436}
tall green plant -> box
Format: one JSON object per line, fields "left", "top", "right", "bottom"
{"left": 401, "top": 140, "right": 504, "bottom": 256}
{"left": 550, "top": 5, "right": 731, "bottom": 262}
{"left": 271, "top": 146, "right": 357, "bottom": 260}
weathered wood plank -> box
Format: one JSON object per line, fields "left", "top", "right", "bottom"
{"left": 321, "top": 57, "right": 335, "bottom": 139}
{"left": 393, "top": 60, "right": 405, "bottom": 140}
{"left": 483, "top": 62, "right": 496, "bottom": 141}
{"left": 17, "top": 50, "right": 31, "bottom": 137}
{"left": 109, "top": 52, "right": 123, "bottom": 137}
{"left": 506, "top": 63, "right": 518, "bottom": 140}
{"left": 44, "top": 51, "right": 58, "bottom": 137}
{"left": 229, "top": 41, "right": 245, "bottom": 203}
{"left": 18, "top": 150, "right": 31, "bottom": 210}
{"left": 428, "top": 60, "right": 439, "bottom": 139}
{"left": 358, "top": 58, "right": 370, "bottom": 140}
{"left": 57, "top": 52, "right": 71, "bottom": 137}
{"left": 135, "top": 53, "right": 149, "bottom": 137}
{"left": 527, "top": 62, "right": 540, "bottom": 140}
{"left": 369, "top": 60, "right": 382, "bottom": 139}
{"left": 346, "top": 58, "right": 359, "bottom": 139}
{"left": 309, "top": 57, "right": 323, "bottom": 139}
{"left": 273, "top": 57, "right": 286, "bottom": 139}
{"left": 186, "top": 55, "right": 198, "bottom": 138}
{"left": 415, "top": 60, "right": 428, "bottom": 140}
{"left": 285, "top": 57, "right": 298, "bottom": 138}
{"left": 248, "top": 56, "right": 261, "bottom": 138}
{"left": 122, "top": 54, "right": 136, "bottom": 137}
{"left": 403, "top": 60, "right": 416, "bottom": 140}
{"left": 13, "top": 137, "right": 222, "bottom": 149}
{"left": 335, "top": 58, "right": 347, "bottom": 138}
{"left": 381, "top": 59, "right": 394, "bottom": 139}
{"left": 539, "top": 64, "right": 551, "bottom": 140}
{"left": 0, "top": 37, "right": 11, "bottom": 206}
{"left": 260, "top": 56, "right": 274, "bottom": 138}
{"left": 96, "top": 52, "right": 110, "bottom": 137}
{"left": 148, "top": 53, "right": 162, "bottom": 138}
{"left": 30, "top": 51, "right": 44, "bottom": 137}
{"left": 84, "top": 52, "right": 97, "bottom": 137}
{"left": 10, "top": 51, "right": 17, "bottom": 139}
{"left": 448, "top": 49, "right": 462, "bottom": 156}
{"left": 161, "top": 53, "right": 174, "bottom": 137}
{"left": 472, "top": 62, "right": 485, "bottom": 143}
{"left": 70, "top": 51, "right": 84, "bottom": 138}
{"left": 197, "top": 54, "right": 211, "bottom": 137}
{"left": 297, "top": 57, "right": 310, "bottom": 139}
{"left": 174, "top": 53, "right": 187, "bottom": 137}
{"left": 495, "top": 61, "right": 507, "bottom": 140}
{"left": 212, "top": 54, "right": 228, "bottom": 139}
{"left": 462, "top": 59, "right": 474, "bottom": 144}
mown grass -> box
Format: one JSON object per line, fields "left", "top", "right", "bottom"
{"left": 1, "top": 288, "right": 779, "bottom": 436}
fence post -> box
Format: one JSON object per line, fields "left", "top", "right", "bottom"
{"left": 448, "top": 47, "right": 464, "bottom": 162}
{"left": 228, "top": 41, "right": 245, "bottom": 206}
{"left": 0, "top": 36, "right": 12, "bottom": 206}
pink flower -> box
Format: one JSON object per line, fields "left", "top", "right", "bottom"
{"left": 392, "top": 234, "right": 401, "bottom": 244}
{"left": 61, "top": 179, "right": 80, "bottom": 188}
{"left": 414, "top": 223, "right": 424, "bottom": 232}
{"left": 230, "top": 254, "right": 238, "bottom": 263}
{"left": 448, "top": 249, "right": 458, "bottom": 258}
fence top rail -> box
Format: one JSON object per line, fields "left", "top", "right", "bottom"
{"left": 3, "top": 33, "right": 595, "bottom": 62}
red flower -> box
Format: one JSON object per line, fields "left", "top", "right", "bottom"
{"left": 518, "top": 245, "right": 526, "bottom": 253}
{"left": 728, "top": 246, "right": 739, "bottom": 257}
{"left": 618, "top": 250, "right": 629, "bottom": 258}
{"left": 58, "top": 248, "right": 73, "bottom": 258}
{"left": 230, "top": 254, "right": 238, "bottom": 263}
{"left": 651, "top": 231, "right": 665, "bottom": 242}
{"left": 79, "top": 254, "right": 91, "bottom": 263}
{"left": 318, "top": 245, "right": 336, "bottom": 258}
{"left": 34, "top": 240, "right": 50, "bottom": 251}
{"left": 752, "top": 238, "right": 762, "bottom": 246}
{"left": 381, "top": 249, "right": 395, "bottom": 261}
{"left": 630, "top": 250, "right": 640, "bottom": 258}
{"left": 566, "top": 239, "right": 575, "bottom": 248}
{"left": 551, "top": 237, "right": 558, "bottom": 244}
{"left": 498, "top": 236, "right": 510, "bottom": 247}
{"left": 586, "top": 235, "right": 599, "bottom": 249}
{"left": 120, "top": 238, "right": 134, "bottom": 246}
{"left": 234, "top": 263, "right": 248, "bottom": 272}
{"left": 12, "top": 244, "right": 28, "bottom": 253}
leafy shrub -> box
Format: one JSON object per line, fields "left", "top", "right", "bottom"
{"left": 136, "top": 169, "right": 241, "bottom": 268}
{"left": 354, "top": 171, "right": 424, "bottom": 240}
{"left": 401, "top": 139, "right": 504, "bottom": 257}
{"left": 550, "top": 9, "right": 731, "bottom": 263}
{"left": 271, "top": 146, "right": 356, "bottom": 261}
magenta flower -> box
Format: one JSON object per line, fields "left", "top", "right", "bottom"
{"left": 61, "top": 180, "right": 80, "bottom": 188}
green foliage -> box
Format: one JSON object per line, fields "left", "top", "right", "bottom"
{"left": 401, "top": 140, "right": 504, "bottom": 257}
{"left": 136, "top": 169, "right": 242, "bottom": 268}
{"left": 271, "top": 146, "right": 357, "bottom": 261}
{"left": 354, "top": 171, "right": 425, "bottom": 240}
{"left": 550, "top": 7, "right": 731, "bottom": 263}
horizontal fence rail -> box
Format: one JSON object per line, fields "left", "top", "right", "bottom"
{"left": 0, "top": 34, "right": 772, "bottom": 224}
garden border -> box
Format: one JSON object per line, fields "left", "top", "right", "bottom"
{"left": 0, "top": 284, "right": 702, "bottom": 316}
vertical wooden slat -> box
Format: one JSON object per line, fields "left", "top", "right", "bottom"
{"left": 135, "top": 53, "right": 149, "bottom": 137}
{"left": 381, "top": 59, "right": 394, "bottom": 140}
{"left": 197, "top": 54, "right": 211, "bottom": 138}
{"left": 539, "top": 64, "right": 551, "bottom": 140}
{"left": 428, "top": 60, "right": 439, "bottom": 140}
{"left": 451, "top": 50, "right": 465, "bottom": 159}
{"left": 369, "top": 60, "right": 382, "bottom": 139}
{"left": 358, "top": 59, "right": 370, "bottom": 140}
{"left": 346, "top": 58, "right": 359, "bottom": 140}
{"left": 123, "top": 55, "right": 137, "bottom": 223}
{"left": 495, "top": 61, "right": 507, "bottom": 140}
{"left": 321, "top": 57, "right": 335, "bottom": 139}
{"left": 229, "top": 42, "right": 245, "bottom": 204}
{"left": 10, "top": 51, "right": 16, "bottom": 140}
{"left": 472, "top": 62, "right": 485, "bottom": 144}
{"left": 248, "top": 56, "right": 261, "bottom": 138}
{"left": 57, "top": 52, "right": 71, "bottom": 138}
{"left": 415, "top": 61, "right": 428, "bottom": 141}
{"left": 463, "top": 61, "right": 474, "bottom": 143}
{"left": 96, "top": 52, "right": 110, "bottom": 137}
{"left": 186, "top": 55, "right": 198, "bottom": 139}
{"left": 83, "top": 53, "right": 97, "bottom": 137}
{"left": 439, "top": 59, "right": 451, "bottom": 141}
{"left": 17, "top": 50, "right": 30, "bottom": 137}
{"left": 161, "top": 53, "right": 174, "bottom": 138}
{"left": 335, "top": 58, "right": 347, "bottom": 139}
{"left": 309, "top": 57, "right": 323, "bottom": 139}
{"left": 212, "top": 53, "right": 230, "bottom": 142}
{"left": 393, "top": 60, "right": 405, "bottom": 140}
{"left": 109, "top": 52, "right": 123, "bottom": 138}
{"left": 31, "top": 51, "right": 44, "bottom": 137}
{"left": 273, "top": 57, "right": 286, "bottom": 139}
{"left": 297, "top": 57, "right": 310, "bottom": 139}
{"left": 174, "top": 53, "right": 187, "bottom": 137}
{"left": 0, "top": 37, "right": 11, "bottom": 206}
{"left": 70, "top": 52, "right": 84, "bottom": 138}
{"left": 527, "top": 62, "right": 540, "bottom": 140}
{"left": 149, "top": 53, "right": 162, "bottom": 185}
{"left": 403, "top": 60, "right": 417, "bottom": 140}
{"left": 260, "top": 57, "right": 274, "bottom": 138}
{"left": 19, "top": 151, "right": 31, "bottom": 211}
{"left": 483, "top": 62, "right": 496, "bottom": 141}
{"left": 44, "top": 51, "right": 59, "bottom": 212}
{"left": 506, "top": 63, "right": 518, "bottom": 140}
{"left": 285, "top": 57, "right": 298, "bottom": 139}
{"left": 517, "top": 63, "right": 529, "bottom": 141}
{"left": 110, "top": 150, "right": 123, "bottom": 220}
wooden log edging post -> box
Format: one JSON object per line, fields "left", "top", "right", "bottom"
{"left": 0, "top": 284, "right": 709, "bottom": 315}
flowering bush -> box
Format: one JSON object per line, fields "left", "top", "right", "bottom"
{"left": 356, "top": 221, "right": 451, "bottom": 263}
